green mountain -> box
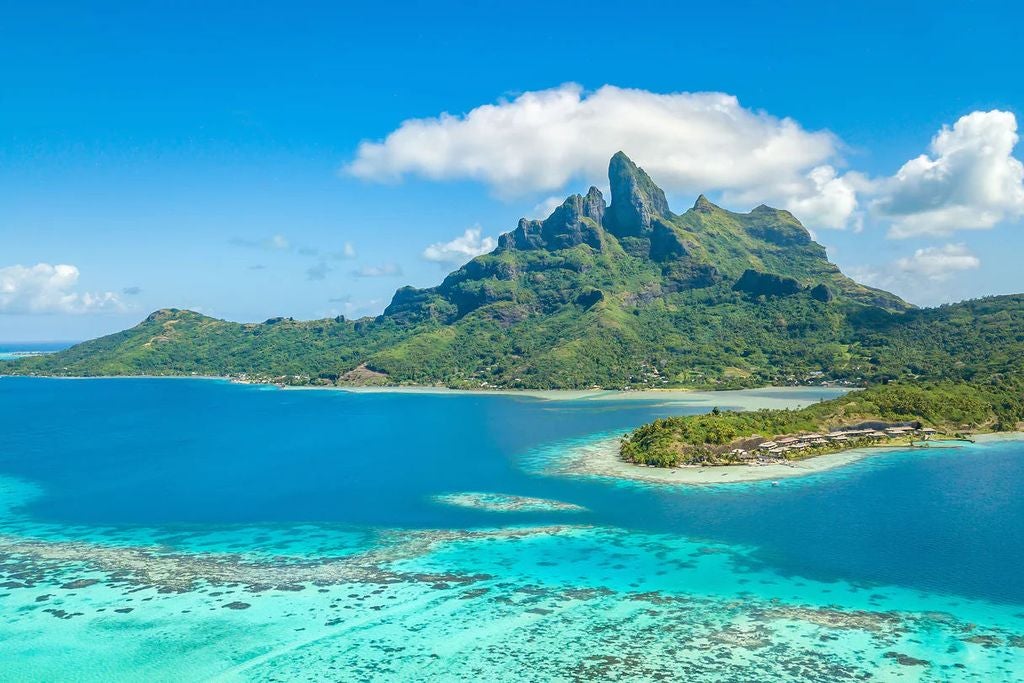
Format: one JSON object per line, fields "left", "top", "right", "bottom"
{"left": 7, "top": 152, "right": 1023, "bottom": 390}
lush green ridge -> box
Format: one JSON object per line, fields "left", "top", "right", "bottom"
{"left": 5, "top": 152, "right": 1023, "bottom": 391}
{"left": 620, "top": 380, "right": 1024, "bottom": 467}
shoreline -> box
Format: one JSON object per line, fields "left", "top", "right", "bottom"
{"left": 561, "top": 437, "right": 875, "bottom": 484}
{"left": 559, "top": 433, "right": 1024, "bottom": 485}
{"left": 0, "top": 374, "right": 850, "bottom": 405}
{"left": 313, "top": 384, "right": 850, "bottom": 405}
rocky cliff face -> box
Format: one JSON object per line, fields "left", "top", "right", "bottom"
{"left": 604, "top": 151, "right": 671, "bottom": 237}
{"left": 499, "top": 186, "right": 606, "bottom": 252}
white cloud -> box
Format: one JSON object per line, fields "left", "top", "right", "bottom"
{"left": 326, "top": 242, "right": 357, "bottom": 260}
{"left": 422, "top": 227, "right": 497, "bottom": 265}
{"left": 347, "top": 83, "right": 856, "bottom": 228}
{"left": 347, "top": 88, "right": 1024, "bottom": 238}
{"left": 775, "top": 166, "right": 861, "bottom": 231}
{"left": 352, "top": 263, "right": 403, "bottom": 278}
{"left": 269, "top": 234, "right": 290, "bottom": 250}
{"left": 872, "top": 110, "right": 1024, "bottom": 237}
{"left": 846, "top": 243, "right": 981, "bottom": 306}
{"left": 895, "top": 243, "right": 980, "bottom": 281}
{"left": 0, "top": 263, "right": 124, "bottom": 314}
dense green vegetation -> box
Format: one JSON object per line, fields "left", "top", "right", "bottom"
{"left": 4, "top": 152, "right": 1022, "bottom": 393}
{"left": 621, "top": 379, "right": 1024, "bottom": 467}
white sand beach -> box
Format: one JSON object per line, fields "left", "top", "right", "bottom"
{"left": 334, "top": 384, "right": 851, "bottom": 409}
{"left": 560, "top": 437, "right": 926, "bottom": 485}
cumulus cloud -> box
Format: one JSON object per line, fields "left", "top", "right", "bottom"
{"left": 352, "top": 263, "right": 403, "bottom": 278}
{"left": 894, "top": 243, "right": 980, "bottom": 280}
{"left": 422, "top": 228, "right": 497, "bottom": 265}
{"left": 346, "top": 86, "right": 1024, "bottom": 240}
{"left": 0, "top": 263, "right": 124, "bottom": 314}
{"left": 872, "top": 110, "right": 1024, "bottom": 237}
{"left": 346, "top": 84, "right": 858, "bottom": 228}
{"left": 755, "top": 166, "right": 863, "bottom": 231}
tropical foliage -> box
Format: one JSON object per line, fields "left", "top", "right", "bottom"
{"left": 620, "top": 379, "right": 1024, "bottom": 467}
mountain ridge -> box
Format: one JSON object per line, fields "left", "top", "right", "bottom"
{"left": 381, "top": 151, "right": 909, "bottom": 328}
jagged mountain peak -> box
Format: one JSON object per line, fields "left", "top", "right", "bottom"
{"left": 497, "top": 186, "right": 606, "bottom": 253}
{"left": 606, "top": 151, "right": 670, "bottom": 237}
{"left": 392, "top": 150, "right": 912, "bottom": 325}
{"left": 693, "top": 194, "right": 717, "bottom": 212}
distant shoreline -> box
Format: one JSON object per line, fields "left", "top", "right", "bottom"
{"left": 0, "top": 374, "right": 850, "bottom": 405}
{"left": 561, "top": 432, "right": 1024, "bottom": 485}
{"left": 300, "top": 383, "right": 850, "bottom": 405}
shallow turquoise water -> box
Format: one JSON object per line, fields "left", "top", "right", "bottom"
{"left": 0, "top": 341, "right": 69, "bottom": 361}
{"left": 0, "top": 377, "right": 1022, "bottom": 680}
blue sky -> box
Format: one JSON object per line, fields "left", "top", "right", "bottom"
{"left": 2, "top": 0, "right": 1023, "bottom": 341}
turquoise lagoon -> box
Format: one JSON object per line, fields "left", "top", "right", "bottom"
{"left": 0, "top": 376, "right": 1022, "bottom": 681}
{"left": 0, "top": 342, "right": 70, "bottom": 361}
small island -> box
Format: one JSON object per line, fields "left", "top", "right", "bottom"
{"left": 619, "top": 381, "right": 1023, "bottom": 470}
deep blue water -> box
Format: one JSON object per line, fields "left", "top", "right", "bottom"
{"left": 1, "top": 376, "right": 1022, "bottom": 607}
